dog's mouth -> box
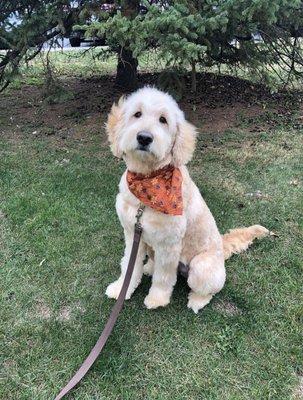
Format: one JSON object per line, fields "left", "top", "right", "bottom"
{"left": 136, "top": 145, "right": 150, "bottom": 152}
{"left": 133, "top": 145, "right": 158, "bottom": 161}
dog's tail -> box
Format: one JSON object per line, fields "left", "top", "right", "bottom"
{"left": 222, "top": 225, "right": 270, "bottom": 260}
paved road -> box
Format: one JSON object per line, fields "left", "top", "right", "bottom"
{"left": 0, "top": 40, "right": 105, "bottom": 53}
{"left": 43, "top": 37, "right": 93, "bottom": 50}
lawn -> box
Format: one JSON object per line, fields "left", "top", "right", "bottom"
{"left": 0, "top": 56, "right": 302, "bottom": 400}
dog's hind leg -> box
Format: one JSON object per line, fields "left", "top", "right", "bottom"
{"left": 187, "top": 292, "right": 213, "bottom": 314}
{"left": 187, "top": 251, "right": 225, "bottom": 313}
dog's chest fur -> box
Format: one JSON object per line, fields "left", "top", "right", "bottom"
{"left": 116, "top": 171, "right": 186, "bottom": 247}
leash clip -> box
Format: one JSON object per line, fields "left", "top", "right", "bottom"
{"left": 135, "top": 204, "right": 145, "bottom": 231}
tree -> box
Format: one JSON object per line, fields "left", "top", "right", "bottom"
{"left": 1, "top": 0, "right": 303, "bottom": 93}
{"left": 0, "top": 1, "right": 81, "bottom": 91}
{"left": 115, "top": 0, "right": 139, "bottom": 89}
{"left": 88, "top": 0, "right": 303, "bottom": 91}
{"left": 0, "top": 0, "right": 142, "bottom": 91}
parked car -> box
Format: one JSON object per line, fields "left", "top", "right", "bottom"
{"left": 69, "top": 3, "right": 116, "bottom": 47}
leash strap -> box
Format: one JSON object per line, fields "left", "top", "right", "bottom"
{"left": 54, "top": 206, "right": 144, "bottom": 400}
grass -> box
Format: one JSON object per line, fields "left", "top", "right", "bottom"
{"left": 0, "top": 56, "right": 302, "bottom": 399}
{"left": 5, "top": 48, "right": 166, "bottom": 91}
{"left": 5, "top": 44, "right": 301, "bottom": 93}
{"left": 1, "top": 122, "right": 302, "bottom": 400}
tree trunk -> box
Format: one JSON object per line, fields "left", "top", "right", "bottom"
{"left": 115, "top": 47, "right": 138, "bottom": 90}
{"left": 115, "top": 0, "right": 139, "bottom": 90}
{"left": 191, "top": 60, "right": 196, "bottom": 92}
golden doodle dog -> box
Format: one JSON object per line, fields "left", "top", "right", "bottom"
{"left": 105, "top": 87, "right": 269, "bottom": 313}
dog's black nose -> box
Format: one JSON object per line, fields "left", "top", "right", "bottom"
{"left": 137, "top": 131, "right": 153, "bottom": 147}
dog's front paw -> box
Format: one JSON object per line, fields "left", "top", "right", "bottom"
{"left": 106, "top": 279, "right": 134, "bottom": 300}
{"left": 105, "top": 280, "right": 123, "bottom": 300}
{"left": 144, "top": 288, "right": 170, "bottom": 309}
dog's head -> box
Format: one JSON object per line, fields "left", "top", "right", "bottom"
{"left": 106, "top": 87, "right": 196, "bottom": 173}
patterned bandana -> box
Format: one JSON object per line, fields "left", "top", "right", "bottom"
{"left": 127, "top": 165, "right": 183, "bottom": 215}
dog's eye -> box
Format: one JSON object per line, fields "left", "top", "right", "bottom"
{"left": 134, "top": 111, "right": 142, "bottom": 118}
{"left": 159, "top": 116, "right": 167, "bottom": 124}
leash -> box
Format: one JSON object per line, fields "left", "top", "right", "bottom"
{"left": 54, "top": 204, "right": 145, "bottom": 400}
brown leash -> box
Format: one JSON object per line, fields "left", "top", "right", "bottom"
{"left": 54, "top": 205, "right": 145, "bottom": 400}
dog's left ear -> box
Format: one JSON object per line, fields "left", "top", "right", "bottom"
{"left": 172, "top": 120, "right": 197, "bottom": 167}
{"left": 105, "top": 96, "right": 125, "bottom": 158}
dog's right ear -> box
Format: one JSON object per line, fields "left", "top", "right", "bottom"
{"left": 105, "top": 96, "right": 125, "bottom": 158}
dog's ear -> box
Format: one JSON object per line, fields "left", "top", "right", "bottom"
{"left": 105, "top": 96, "right": 125, "bottom": 158}
{"left": 172, "top": 120, "right": 196, "bottom": 167}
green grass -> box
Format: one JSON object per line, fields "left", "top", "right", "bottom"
{"left": 0, "top": 113, "right": 302, "bottom": 399}
{"left": 6, "top": 48, "right": 166, "bottom": 90}
{"left": 5, "top": 44, "right": 302, "bottom": 94}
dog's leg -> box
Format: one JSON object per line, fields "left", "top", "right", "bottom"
{"left": 143, "top": 258, "right": 154, "bottom": 276}
{"left": 144, "top": 243, "right": 181, "bottom": 309}
{"left": 143, "top": 246, "right": 154, "bottom": 276}
{"left": 187, "top": 292, "right": 213, "bottom": 314}
{"left": 187, "top": 251, "right": 225, "bottom": 313}
{"left": 106, "top": 230, "right": 146, "bottom": 300}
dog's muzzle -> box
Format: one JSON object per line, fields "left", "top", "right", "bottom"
{"left": 136, "top": 131, "right": 153, "bottom": 151}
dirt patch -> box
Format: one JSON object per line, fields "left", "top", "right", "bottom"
{"left": 1, "top": 73, "right": 301, "bottom": 146}
{"left": 214, "top": 300, "right": 243, "bottom": 316}
{"left": 293, "top": 375, "right": 303, "bottom": 399}
{"left": 192, "top": 103, "right": 264, "bottom": 134}
{"left": 57, "top": 306, "right": 71, "bottom": 321}
{"left": 57, "top": 303, "right": 85, "bottom": 322}
{"left": 35, "top": 300, "right": 51, "bottom": 320}
{"left": 0, "top": 210, "right": 6, "bottom": 219}
{"left": 3, "top": 359, "right": 17, "bottom": 372}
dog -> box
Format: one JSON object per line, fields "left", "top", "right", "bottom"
{"left": 105, "top": 87, "right": 269, "bottom": 313}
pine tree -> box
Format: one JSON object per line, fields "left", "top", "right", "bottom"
{"left": 114, "top": 0, "right": 139, "bottom": 89}
{"left": 1, "top": 0, "right": 303, "bottom": 92}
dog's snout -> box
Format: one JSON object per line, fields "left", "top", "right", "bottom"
{"left": 137, "top": 131, "right": 153, "bottom": 147}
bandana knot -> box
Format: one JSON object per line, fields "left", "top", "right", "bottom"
{"left": 126, "top": 165, "right": 183, "bottom": 215}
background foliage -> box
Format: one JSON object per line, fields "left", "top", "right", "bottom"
{"left": 1, "top": 0, "right": 303, "bottom": 93}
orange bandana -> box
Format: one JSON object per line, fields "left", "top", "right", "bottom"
{"left": 127, "top": 165, "right": 183, "bottom": 215}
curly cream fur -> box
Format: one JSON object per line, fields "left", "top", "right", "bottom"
{"left": 222, "top": 225, "right": 269, "bottom": 260}
{"left": 105, "top": 87, "right": 269, "bottom": 313}
{"left": 106, "top": 96, "right": 125, "bottom": 158}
